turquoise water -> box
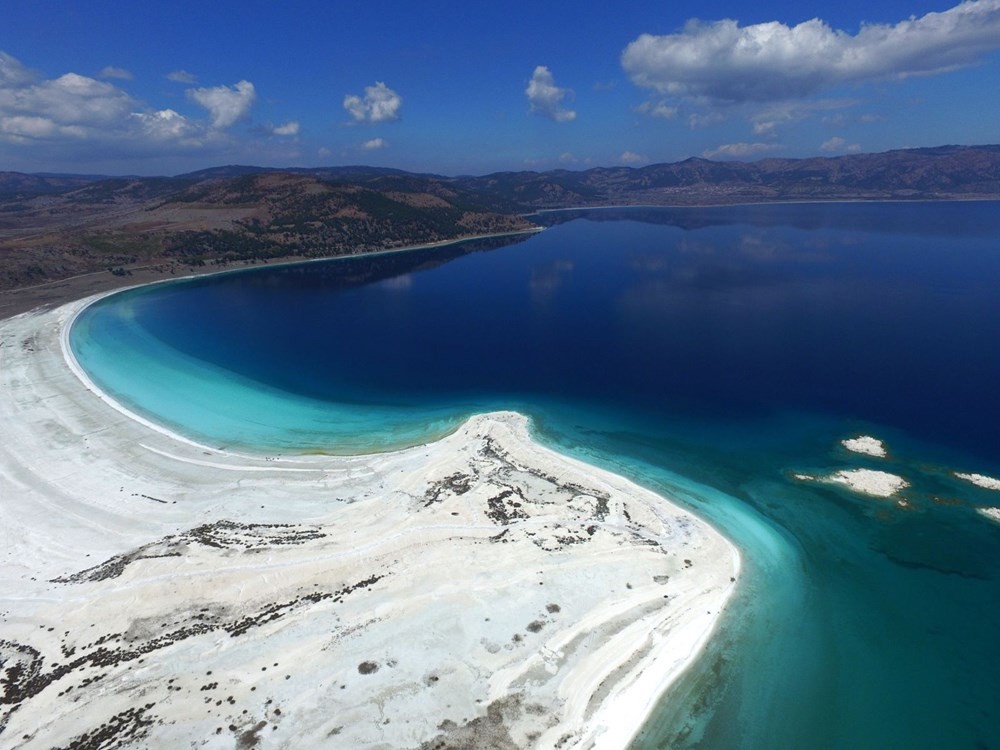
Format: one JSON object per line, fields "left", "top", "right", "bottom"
{"left": 71, "top": 204, "right": 1000, "bottom": 748}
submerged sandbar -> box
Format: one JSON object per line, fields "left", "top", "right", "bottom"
{"left": 0, "top": 297, "right": 739, "bottom": 749}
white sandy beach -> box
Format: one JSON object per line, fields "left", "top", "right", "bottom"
{"left": 0, "top": 298, "right": 739, "bottom": 749}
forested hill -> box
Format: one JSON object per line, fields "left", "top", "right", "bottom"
{"left": 0, "top": 172, "right": 533, "bottom": 291}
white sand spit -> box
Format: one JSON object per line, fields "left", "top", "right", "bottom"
{"left": 0, "top": 299, "right": 739, "bottom": 749}
{"left": 955, "top": 472, "right": 1000, "bottom": 491}
{"left": 978, "top": 507, "right": 1000, "bottom": 524}
{"left": 823, "top": 469, "right": 909, "bottom": 498}
{"left": 841, "top": 435, "right": 887, "bottom": 458}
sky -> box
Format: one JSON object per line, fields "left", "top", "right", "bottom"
{"left": 2, "top": 0, "right": 999, "bottom": 176}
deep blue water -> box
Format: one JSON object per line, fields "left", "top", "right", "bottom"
{"left": 71, "top": 203, "right": 1000, "bottom": 749}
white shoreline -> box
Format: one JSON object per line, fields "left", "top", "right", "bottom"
{"left": 0, "top": 299, "right": 740, "bottom": 748}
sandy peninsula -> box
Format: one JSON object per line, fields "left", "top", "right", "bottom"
{"left": 0, "top": 297, "right": 739, "bottom": 749}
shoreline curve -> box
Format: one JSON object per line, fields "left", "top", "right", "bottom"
{"left": 0, "top": 296, "right": 740, "bottom": 749}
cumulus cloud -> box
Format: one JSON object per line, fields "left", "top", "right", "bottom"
{"left": 343, "top": 82, "right": 402, "bottom": 123}
{"left": 0, "top": 66, "right": 135, "bottom": 141}
{"left": 0, "top": 115, "right": 83, "bottom": 141}
{"left": 703, "top": 142, "right": 782, "bottom": 159}
{"left": 362, "top": 137, "right": 387, "bottom": 149}
{"left": 622, "top": 0, "right": 1000, "bottom": 103}
{"left": 99, "top": 66, "right": 133, "bottom": 80}
{"left": 0, "top": 51, "right": 182, "bottom": 147}
{"left": 526, "top": 66, "right": 576, "bottom": 122}
{"left": 129, "top": 109, "right": 198, "bottom": 141}
{"left": 621, "top": 150, "right": 646, "bottom": 164}
{"left": 167, "top": 69, "right": 197, "bottom": 84}
{"left": 0, "top": 51, "right": 36, "bottom": 87}
{"left": 0, "top": 50, "right": 312, "bottom": 170}
{"left": 187, "top": 80, "right": 256, "bottom": 128}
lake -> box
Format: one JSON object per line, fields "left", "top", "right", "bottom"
{"left": 71, "top": 202, "right": 1000, "bottom": 749}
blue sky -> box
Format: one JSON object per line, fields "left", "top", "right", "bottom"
{"left": 2, "top": 0, "right": 999, "bottom": 176}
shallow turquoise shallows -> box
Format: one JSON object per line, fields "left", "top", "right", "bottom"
{"left": 71, "top": 204, "right": 1000, "bottom": 749}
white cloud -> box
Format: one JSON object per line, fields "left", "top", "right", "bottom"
{"left": 0, "top": 66, "right": 208, "bottom": 151}
{"left": 622, "top": 0, "right": 1000, "bottom": 103}
{"left": 621, "top": 150, "right": 646, "bottom": 164}
{"left": 0, "top": 50, "right": 312, "bottom": 170}
{"left": 0, "top": 51, "right": 193, "bottom": 147}
{"left": 187, "top": 80, "right": 256, "bottom": 128}
{"left": 99, "top": 66, "right": 133, "bottom": 80}
{"left": 269, "top": 121, "right": 300, "bottom": 136}
{"left": 703, "top": 142, "right": 782, "bottom": 159}
{"left": 559, "top": 152, "right": 577, "bottom": 163}
{"left": 318, "top": 146, "right": 332, "bottom": 158}
{"left": 167, "top": 69, "right": 197, "bottom": 84}
{"left": 0, "top": 51, "right": 36, "bottom": 87}
{"left": 635, "top": 100, "right": 678, "bottom": 119}
{"left": 526, "top": 66, "right": 576, "bottom": 122}
{"left": 0, "top": 115, "right": 85, "bottom": 142}
{"left": 129, "top": 109, "right": 198, "bottom": 141}
{"left": 362, "top": 137, "right": 387, "bottom": 150}
{"left": 0, "top": 70, "right": 134, "bottom": 131}
{"left": 751, "top": 99, "right": 858, "bottom": 135}
{"left": 343, "top": 82, "right": 402, "bottom": 123}
{"left": 820, "top": 136, "right": 862, "bottom": 152}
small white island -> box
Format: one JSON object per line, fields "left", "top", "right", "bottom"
{"left": 795, "top": 468, "right": 910, "bottom": 499}
{"left": 841, "top": 435, "right": 888, "bottom": 458}
{"left": 955, "top": 472, "right": 1000, "bottom": 491}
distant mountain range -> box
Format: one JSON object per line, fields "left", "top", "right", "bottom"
{"left": 4, "top": 144, "right": 999, "bottom": 206}
{"left": 1, "top": 145, "right": 998, "bottom": 295}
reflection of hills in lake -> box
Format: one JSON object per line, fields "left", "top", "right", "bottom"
{"left": 220, "top": 233, "right": 534, "bottom": 294}
{"left": 72, "top": 203, "right": 1000, "bottom": 750}
{"left": 529, "top": 201, "right": 1000, "bottom": 236}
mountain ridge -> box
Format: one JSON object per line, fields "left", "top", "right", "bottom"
{"left": 4, "top": 144, "right": 999, "bottom": 206}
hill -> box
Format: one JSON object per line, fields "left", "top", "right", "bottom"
{"left": 0, "top": 172, "right": 533, "bottom": 294}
